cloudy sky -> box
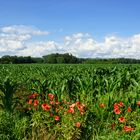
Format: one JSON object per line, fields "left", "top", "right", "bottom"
{"left": 0, "top": 0, "right": 140, "bottom": 58}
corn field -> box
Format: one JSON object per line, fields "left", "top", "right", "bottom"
{"left": 1, "top": 64, "right": 140, "bottom": 140}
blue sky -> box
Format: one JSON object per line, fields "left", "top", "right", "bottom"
{"left": 0, "top": 0, "right": 140, "bottom": 58}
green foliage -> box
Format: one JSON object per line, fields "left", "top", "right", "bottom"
{"left": 0, "top": 78, "right": 18, "bottom": 112}
{"left": 0, "top": 111, "right": 14, "bottom": 140}
{"left": 1, "top": 64, "right": 140, "bottom": 139}
{"left": 43, "top": 53, "right": 78, "bottom": 64}
{"left": 0, "top": 111, "right": 30, "bottom": 140}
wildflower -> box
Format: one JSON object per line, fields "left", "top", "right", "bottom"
{"left": 55, "top": 116, "right": 60, "bottom": 121}
{"left": 118, "top": 101, "right": 124, "bottom": 107}
{"left": 48, "top": 93, "right": 54, "bottom": 100}
{"left": 80, "top": 110, "right": 85, "bottom": 115}
{"left": 99, "top": 103, "right": 106, "bottom": 108}
{"left": 32, "top": 93, "right": 39, "bottom": 98}
{"left": 50, "top": 101, "right": 55, "bottom": 105}
{"left": 81, "top": 103, "right": 85, "bottom": 109}
{"left": 28, "top": 99, "right": 33, "bottom": 105}
{"left": 76, "top": 101, "right": 81, "bottom": 106}
{"left": 70, "top": 103, "right": 76, "bottom": 108}
{"left": 42, "top": 103, "right": 51, "bottom": 111}
{"left": 114, "top": 103, "right": 121, "bottom": 114}
{"left": 137, "top": 101, "right": 140, "bottom": 106}
{"left": 55, "top": 101, "right": 60, "bottom": 105}
{"left": 50, "top": 112, "right": 53, "bottom": 117}
{"left": 28, "top": 95, "right": 33, "bottom": 99}
{"left": 67, "top": 102, "right": 70, "bottom": 105}
{"left": 127, "top": 106, "right": 131, "bottom": 112}
{"left": 76, "top": 102, "right": 85, "bottom": 112}
{"left": 114, "top": 108, "right": 121, "bottom": 115}
{"left": 67, "top": 103, "right": 76, "bottom": 113}
{"left": 114, "top": 103, "right": 119, "bottom": 109}
{"left": 123, "top": 126, "right": 134, "bottom": 132}
{"left": 28, "top": 93, "right": 39, "bottom": 99}
{"left": 118, "top": 116, "right": 126, "bottom": 123}
{"left": 55, "top": 108, "right": 59, "bottom": 113}
{"left": 67, "top": 108, "right": 74, "bottom": 113}
{"left": 75, "top": 122, "right": 81, "bottom": 128}
{"left": 34, "top": 100, "right": 39, "bottom": 106}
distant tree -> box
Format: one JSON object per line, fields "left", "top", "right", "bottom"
{"left": 56, "top": 56, "right": 65, "bottom": 63}
{"left": 1, "top": 55, "right": 12, "bottom": 64}
{"left": 43, "top": 54, "right": 57, "bottom": 63}
{"left": 43, "top": 53, "right": 78, "bottom": 64}
{"left": 62, "top": 53, "right": 78, "bottom": 63}
{"left": 32, "top": 57, "right": 43, "bottom": 63}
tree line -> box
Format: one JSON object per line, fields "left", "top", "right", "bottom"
{"left": 0, "top": 53, "right": 79, "bottom": 64}
{"left": 0, "top": 53, "right": 140, "bottom": 64}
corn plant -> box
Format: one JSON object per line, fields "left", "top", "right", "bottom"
{"left": 0, "top": 77, "right": 18, "bottom": 112}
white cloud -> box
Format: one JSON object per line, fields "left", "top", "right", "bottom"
{"left": 0, "top": 25, "right": 140, "bottom": 58}
{"left": 0, "top": 33, "right": 31, "bottom": 41}
{"left": 0, "top": 33, "right": 28, "bottom": 53}
{"left": 0, "top": 25, "right": 49, "bottom": 56}
{"left": 73, "top": 33, "right": 84, "bottom": 39}
{"left": 62, "top": 33, "right": 140, "bottom": 58}
{"left": 18, "top": 41, "right": 63, "bottom": 57}
{"left": 1, "top": 25, "right": 49, "bottom": 35}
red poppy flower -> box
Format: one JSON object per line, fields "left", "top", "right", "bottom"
{"left": 76, "top": 101, "right": 81, "bottom": 105}
{"left": 127, "top": 106, "right": 131, "bottom": 112}
{"left": 80, "top": 110, "right": 85, "bottom": 115}
{"left": 55, "top": 116, "right": 60, "bottom": 121}
{"left": 118, "top": 116, "right": 125, "bottom": 123}
{"left": 32, "top": 93, "right": 39, "bottom": 98}
{"left": 99, "top": 103, "right": 106, "bottom": 108}
{"left": 76, "top": 103, "right": 84, "bottom": 111}
{"left": 42, "top": 103, "right": 51, "bottom": 111}
{"left": 55, "top": 101, "right": 60, "bottom": 105}
{"left": 50, "top": 101, "right": 55, "bottom": 105}
{"left": 118, "top": 101, "right": 124, "bottom": 107}
{"left": 50, "top": 112, "right": 53, "bottom": 117}
{"left": 48, "top": 93, "right": 54, "bottom": 100}
{"left": 70, "top": 103, "right": 76, "bottom": 108}
{"left": 123, "top": 126, "right": 134, "bottom": 132}
{"left": 67, "top": 108, "right": 74, "bottom": 113}
{"left": 77, "top": 104, "right": 82, "bottom": 110}
{"left": 75, "top": 122, "right": 81, "bottom": 128}
{"left": 28, "top": 95, "right": 33, "bottom": 99}
{"left": 114, "top": 103, "right": 119, "bottom": 109}
{"left": 28, "top": 99, "right": 33, "bottom": 105}
{"left": 137, "top": 101, "right": 140, "bottom": 106}
{"left": 114, "top": 108, "right": 121, "bottom": 115}
{"left": 28, "top": 93, "right": 39, "bottom": 99}
{"left": 34, "top": 100, "right": 39, "bottom": 106}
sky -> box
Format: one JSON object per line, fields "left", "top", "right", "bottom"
{"left": 0, "top": 0, "right": 140, "bottom": 58}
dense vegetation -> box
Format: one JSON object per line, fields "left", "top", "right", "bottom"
{"left": 1, "top": 64, "right": 140, "bottom": 139}
{"left": 1, "top": 53, "right": 140, "bottom": 64}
